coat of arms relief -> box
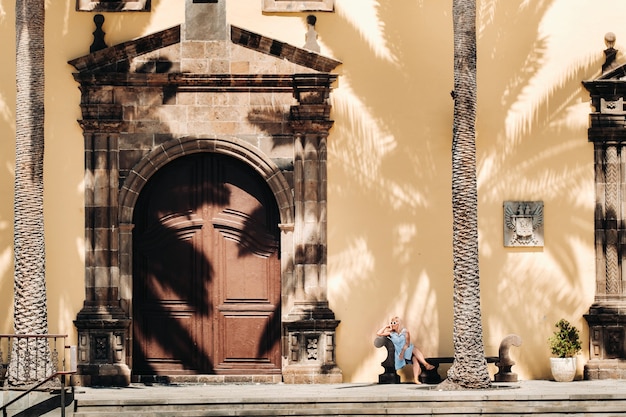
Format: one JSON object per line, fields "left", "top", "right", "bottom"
{"left": 503, "top": 201, "right": 544, "bottom": 247}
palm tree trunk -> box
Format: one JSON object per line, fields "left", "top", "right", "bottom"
{"left": 9, "top": 0, "right": 53, "bottom": 386}
{"left": 444, "top": 0, "right": 491, "bottom": 389}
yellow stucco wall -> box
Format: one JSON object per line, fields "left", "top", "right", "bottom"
{"left": 1, "top": 0, "right": 625, "bottom": 382}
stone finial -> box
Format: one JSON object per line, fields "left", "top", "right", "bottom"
{"left": 605, "top": 32, "right": 616, "bottom": 49}
{"left": 303, "top": 15, "right": 321, "bottom": 53}
{"left": 90, "top": 14, "right": 107, "bottom": 53}
{"left": 494, "top": 334, "right": 522, "bottom": 382}
{"left": 603, "top": 32, "right": 618, "bottom": 73}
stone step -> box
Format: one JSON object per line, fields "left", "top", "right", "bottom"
{"left": 70, "top": 381, "right": 626, "bottom": 417}
{"left": 73, "top": 397, "right": 626, "bottom": 416}
{"left": 1, "top": 390, "right": 73, "bottom": 417}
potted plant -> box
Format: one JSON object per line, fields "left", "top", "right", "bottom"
{"left": 548, "top": 319, "right": 582, "bottom": 382}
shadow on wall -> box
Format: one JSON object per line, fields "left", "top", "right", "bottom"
{"left": 41, "top": 0, "right": 178, "bottom": 337}
{"left": 0, "top": 0, "right": 177, "bottom": 338}
{"left": 0, "top": 0, "right": 16, "bottom": 333}
{"left": 317, "top": 0, "right": 599, "bottom": 382}
{"left": 0, "top": 0, "right": 184, "bottom": 339}
{"left": 0, "top": 0, "right": 607, "bottom": 381}
{"left": 474, "top": 0, "right": 599, "bottom": 379}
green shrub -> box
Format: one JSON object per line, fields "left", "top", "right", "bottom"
{"left": 548, "top": 319, "right": 582, "bottom": 358}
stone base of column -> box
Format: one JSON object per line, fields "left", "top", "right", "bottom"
{"left": 283, "top": 302, "right": 342, "bottom": 384}
{"left": 584, "top": 301, "right": 626, "bottom": 380}
{"left": 584, "top": 359, "right": 626, "bottom": 380}
{"left": 72, "top": 363, "right": 131, "bottom": 387}
{"left": 74, "top": 303, "right": 131, "bottom": 386}
{"left": 282, "top": 364, "right": 342, "bottom": 384}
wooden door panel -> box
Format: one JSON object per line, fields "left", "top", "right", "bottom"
{"left": 134, "top": 309, "right": 201, "bottom": 373}
{"left": 138, "top": 239, "right": 198, "bottom": 303}
{"left": 216, "top": 312, "right": 281, "bottom": 371}
{"left": 222, "top": 243, "right": 272, "bottom": 302}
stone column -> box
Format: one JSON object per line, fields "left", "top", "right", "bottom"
{"left": 583, "top": 71, "right": 626, "bottom": 379}
{"left": 73, "top": 88, "right": 131, "bottom": 386}
{"left": 283, "top": 74, "right": 341, "bottom": 383}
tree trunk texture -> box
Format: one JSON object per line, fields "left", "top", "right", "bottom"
{"left": 446, "top": 0, "right": 491, "bottom": 389}
{"left": 9, "top": 0, "right": 53, "bottom": 386}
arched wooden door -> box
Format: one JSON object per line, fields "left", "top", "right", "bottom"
{"left": 132, "top": 153, "right": 281, "bottom": 376}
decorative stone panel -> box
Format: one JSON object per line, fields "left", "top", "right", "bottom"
{"left": 503, "top": 201, "right": 544, "bottom": 247}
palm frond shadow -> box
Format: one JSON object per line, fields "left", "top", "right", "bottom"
{"left": 318, "top": 0, "right": 596, "bottom": 380}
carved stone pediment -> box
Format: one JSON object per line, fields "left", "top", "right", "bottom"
{"left": 583, "top": 64, "right": 626, "bottom": 143}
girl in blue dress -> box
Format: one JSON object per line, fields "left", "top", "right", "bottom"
{"left": 377, "top": 316, "right": 434, "bottom": 383}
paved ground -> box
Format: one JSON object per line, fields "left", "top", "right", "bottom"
{"left": 74, "top": 379, "right": 626, "bottom": 403}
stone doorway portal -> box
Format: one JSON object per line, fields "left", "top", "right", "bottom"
{"left": 132, "top": 153, "right": 281, "bottom": 376}
{"left": 70, "top": 0, "right": 343, "bottom": 386}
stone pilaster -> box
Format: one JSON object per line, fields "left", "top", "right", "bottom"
{"left": 583, "top": 77, "right": 626, "bottom": 379}
{"left": 283, "top": 74, "right": 341, "bottom": 383}
{"left": 73, "top": 87, "right": 131, "bottom": 386}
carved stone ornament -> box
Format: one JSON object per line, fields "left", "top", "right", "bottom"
{"left": 77, "top": 0, "right": 150, "bottom": 12}
{"left": 600, "top": 98, "right": 624, "bottom": 114}
{"left": 262, "top": 0, "right": 334, "bottom": 12}
{"left": 503, "top": 201, "right": 544, "bottom": 247}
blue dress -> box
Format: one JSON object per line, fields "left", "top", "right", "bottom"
{"left": 388, "top": 329, "right": 414, "bottom": 370}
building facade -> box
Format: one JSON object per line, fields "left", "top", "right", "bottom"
{"left": 3, "top": 0, "right": 626, "bottom": 384}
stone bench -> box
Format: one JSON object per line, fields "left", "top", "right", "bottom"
{"left": 374, "top": 334, "right": 522, "bottom": 384}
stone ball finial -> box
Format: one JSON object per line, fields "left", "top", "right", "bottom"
{"left": 605, "top": 32, "right": 616, "bottom": 49}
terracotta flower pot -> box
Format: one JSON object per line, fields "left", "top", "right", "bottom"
{"left": 549, "top": 357, "right": 577, "bottom": 382}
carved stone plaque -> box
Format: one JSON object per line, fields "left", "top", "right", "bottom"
{"left": 503, "top": 201, "right": 544, "bottom": 247}
{"left": 600, "top": 98, "right": 624, "bottom": 114}
{"left": 77, "top": 0, "right": 150, "bottom": 12}
{"left": 262, "top": 0, "right": 334, "bottom": 12}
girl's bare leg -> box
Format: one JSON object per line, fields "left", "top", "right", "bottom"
{"left": 413, "top": 348, "right": 434, "bottom": 370}
{"left": 411, "top": 358, "right": 422, "bottom": 384}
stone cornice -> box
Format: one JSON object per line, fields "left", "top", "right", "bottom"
{"left": 583, "top": 79, "right": 626, "bottom": 96}
{"left": 73, "top": 72, "right": 338, "bottom": 92}
{"left": 68, "top": 26, "right": 181, "bottom": 73}
{"left": 231, "top": 26, "right": 341, "bottom": 73}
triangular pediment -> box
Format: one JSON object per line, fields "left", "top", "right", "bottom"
{"left": 68, "top": 25, "right": 341, "bottom": 74}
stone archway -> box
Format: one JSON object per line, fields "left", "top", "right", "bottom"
{"left": 119, "top": 137, "right": 294, "bottom": 227}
